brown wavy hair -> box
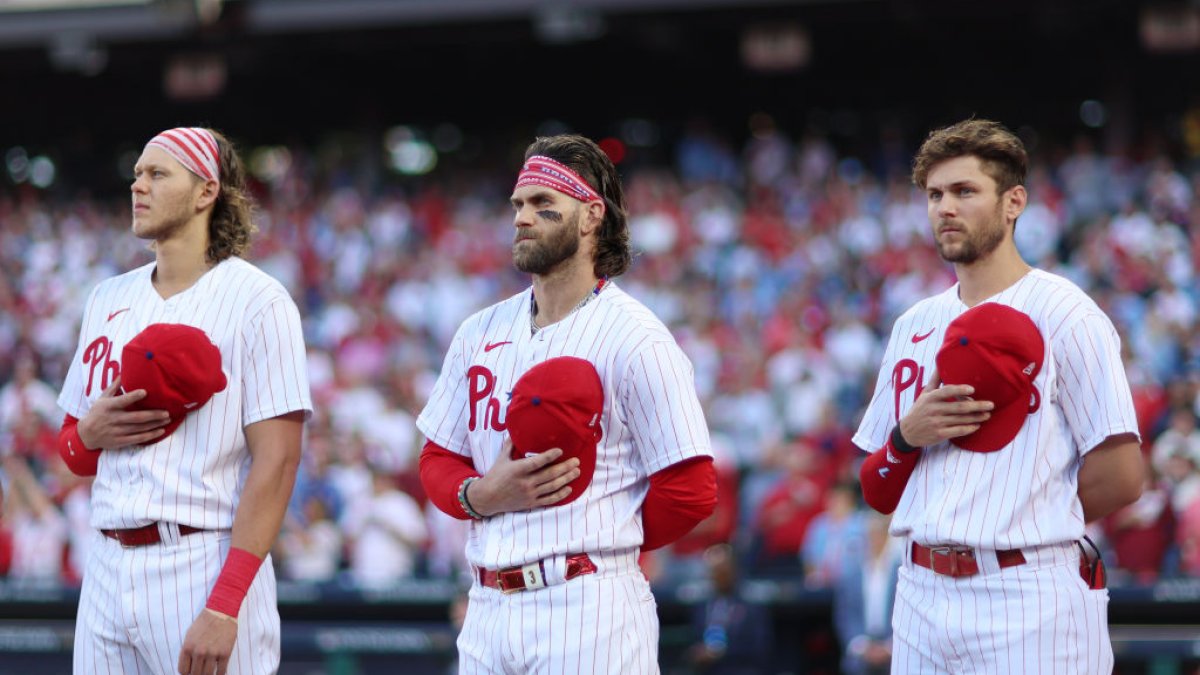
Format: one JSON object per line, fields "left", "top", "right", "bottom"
{"left": 523, "top": 134, "right": 631, "bottom": 278}
{"left": 912, "top": 118, "right": 1027, "bottom": 194}
{"left": 206, "top": 129, "right": 257, "bottom": 263}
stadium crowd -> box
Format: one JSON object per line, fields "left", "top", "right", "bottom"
{"left": 0, "top": 122, "right": 1198, "bottom": 591}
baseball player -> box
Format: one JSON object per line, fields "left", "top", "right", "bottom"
{"left": 417, "top": 134, "right": 718, "bottom": 674}
{"left": 854, "top": 118, "right": 1145, "bottom": 674}
{"left": 56, "top": 127, "right": 312, "bottom": 675}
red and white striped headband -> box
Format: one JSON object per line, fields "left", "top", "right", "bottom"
{"left": 514, "top": 155, "right": 601, "bottom": 203}
{"left": 145, "top": 127, "right": 220, "bottom": 183}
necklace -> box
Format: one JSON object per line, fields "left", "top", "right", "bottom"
{"left": 530, "top": 276, "right": 609, "bottom": 335}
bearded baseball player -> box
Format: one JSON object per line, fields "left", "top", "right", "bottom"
{"left": 417, "top": 134, "right": 718, "bottom": 674}
{"left": 854, "top": 118, "right": 1145, "bottom": 674}
{"left": 56, "top": 127, "right": 312, "bottom": 675}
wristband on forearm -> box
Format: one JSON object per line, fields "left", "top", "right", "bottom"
{"left": 458, "top": 477, "right": 485, "bottom": 520}
{"left": 890, "top": 424, "right": 922, "bottom": 454}
{"left": 206, "top": 547, "right": 263, "bottom": 618}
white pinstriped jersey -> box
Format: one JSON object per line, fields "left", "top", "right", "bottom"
{"left": 57, "top": 258, "right": 313, "bottom": 530}
{"left": 416, "top": 282, "right": 712, "bottom": 570}
{"left": 853, "top": 269, "right": 1139, "bottom": 549}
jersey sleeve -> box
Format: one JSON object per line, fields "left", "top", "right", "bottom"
{"left": 851, "top": 322, "right": 903, "bottom": 452}
{"left": 1053, "top": 311, "right": 1140, "bottom": 455}
{"left": 241, "top": 294, "right": 313, "bottom": 426}
{"left": 618, "top": 339, "right": 712, "bottom": 475}
{"left": 56, "top": 285, "right": 100, "bottom": 419}
{"left": 415, "top": 321, "right": 473, "bottom": 456}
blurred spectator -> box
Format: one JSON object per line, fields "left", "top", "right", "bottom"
{"left": 685, "top": 543, "right": 773, "bottom": 674}
{"left": 1103, "top": 471, "right": 1174, "bottom": 585}
{"left": 751, "top": 440, "right": 826, "bottom": 577}
{"left": 0, "top": 349, "right": 60, "bottom": 434}
{"left": 422, "top": 502, "right": 471, "bottom": 583}
{"left": 802, "top": 481, "right": 868, "bottom": 589}
{"left": 445, "top": 587, "right": 470, "bottom": 675}
{"left": 1161, "top": 445, "right": 1200, "bottom": 519}
{"left": 3, "top": 456, "right": 67, "bottom": 582}
{"left": 0, "top": 349, "right": 59, "bottom": 466}
{"left": 1152, "top": 408, "right": 1200, "bottom": 476}
{"left": 1178, "top": 496, "right": 1200, "bottom": 577}
{"left": 343, "top": 467, "right": 428, "bottom": 588}
{"left": 833, "top": 512, "right": 901, "bottom": 675}
{"left": 278, "top": 491, "right": 343, "bottom": 583}
{"left": 47, "top": 460, "right": 91, "bottom": 585}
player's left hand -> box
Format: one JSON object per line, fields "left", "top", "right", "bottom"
{"left": 178, "top": 608, "right": 238, "bottom": 675}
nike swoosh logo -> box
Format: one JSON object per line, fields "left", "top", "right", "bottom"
{"left": 108, "top": 308, "right": 130, "bottom": 321}
{"left": 878, "top": 467, "right": 890, "bottom": 478}
{"left": 911, "top": 328, "right": 935, "bottom": 343}
{"left": 484, "top": 341, "right": 512, "bottom": 352}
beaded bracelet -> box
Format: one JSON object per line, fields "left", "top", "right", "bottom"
{"left": 458, "top": 477, "right": 485, "bottom": 520}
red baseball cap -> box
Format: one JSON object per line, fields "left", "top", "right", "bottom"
{"left": 507, "top": 356, "right": 603, "bottom": 507}
{"left": 935, "top": 303, "right": 1044, "bottom": 453}
{"left": 121, "top": 323, "right": 227, "bottom": 441}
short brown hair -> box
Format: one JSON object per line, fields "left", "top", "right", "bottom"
{"left": 523, "top": 134, "right": 631, "bottom": 278}
{"left": 912, "top": 119, "right": 1027, "bottom": 194}
{"left": 206, "top": 129, "right": 257, "bottom": 263}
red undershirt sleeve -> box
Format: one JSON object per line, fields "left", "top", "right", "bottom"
{"left": 859, "top": 438, "right": 921, "bottom": 514}
{"left": 58, "top": 414, "right": 102, "bottom": 477}
{"left": 641, "top": 456, "right": 718, "bottom": 552}
{"left": 418, "top": 439, "right": 481, "bottom": 520}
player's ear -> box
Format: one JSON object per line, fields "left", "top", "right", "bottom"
{"left": 1005, "top": 185, "right": 1027, "bottom": 224}
{"left": 580, "top": 200, "right": 605, "bottom": 236}
{"left": 195, "top": 179, "right": 220, "bottom": 212}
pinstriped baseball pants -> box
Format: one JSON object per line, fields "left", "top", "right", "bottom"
{"left": 891, "top": 541, "right": 1113, "bottom": 674}
{"left": 457, "top": 571, "right": 659, "bottom": 675}
{"left": 74, "top": 529, "right": 280, "bottom": 674}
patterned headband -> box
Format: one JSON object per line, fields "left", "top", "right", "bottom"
{"left": 145, "top": 127, "right": 220, "bottom": 182}
{"left": 514, "top": 155, "right": 601, "bottom": 203}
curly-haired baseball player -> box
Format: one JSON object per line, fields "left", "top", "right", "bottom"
{"left": 854, "top": 118, "right": 1144, "bottom": 673}
{"left": 417, "top": 134, "right": 718, "bottom": 674}
{"left": 56, "top": 127, "right": 312, "bottom": 675}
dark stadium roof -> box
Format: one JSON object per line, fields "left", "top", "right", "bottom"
{"left": 0, "top": 0, "right": 1193, "bottom": 181}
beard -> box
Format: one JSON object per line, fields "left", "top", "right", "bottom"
{"left": 935, "top": 201, "right": 1007, "bottom": 264}
{"left": 132, "top": 201, "right": 192, "bottom": 241}
{"left": 512, "top": 208, "right": 581, "bottom": 275}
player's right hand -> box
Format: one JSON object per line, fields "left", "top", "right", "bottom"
{"left": 178, "top": 608, "right": 238, "bottom": 675}
{"left": 898, "top": 368, "right": 994, "bottom": 447}
{"left": 76, "top": 377, "right": 171, "bottom": 450}
{"left": 467, "top": 438, "right": 581, "bottom": 516}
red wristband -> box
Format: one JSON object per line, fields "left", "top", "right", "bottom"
{"left": 206, "top": 547, "right": 263, "bottom": 618}
{"left": 58, "top": 415, "right": 102, "bottom": 477}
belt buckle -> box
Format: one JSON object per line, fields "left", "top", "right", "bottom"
{"left": 496, "top": 570, "right": 521, "bottom": 594}
{"left": 928, "top": 545, "right": 965, "bottom": 575}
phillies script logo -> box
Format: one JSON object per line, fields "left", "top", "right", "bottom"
{"left": 84, "top": 336, "right": 121, "bottom": 396}
{"left": 892, "top": 358, "right": 926, "bottom": 421}
{"left": 467, "top": 365, "right": 508, "bottom": 432}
